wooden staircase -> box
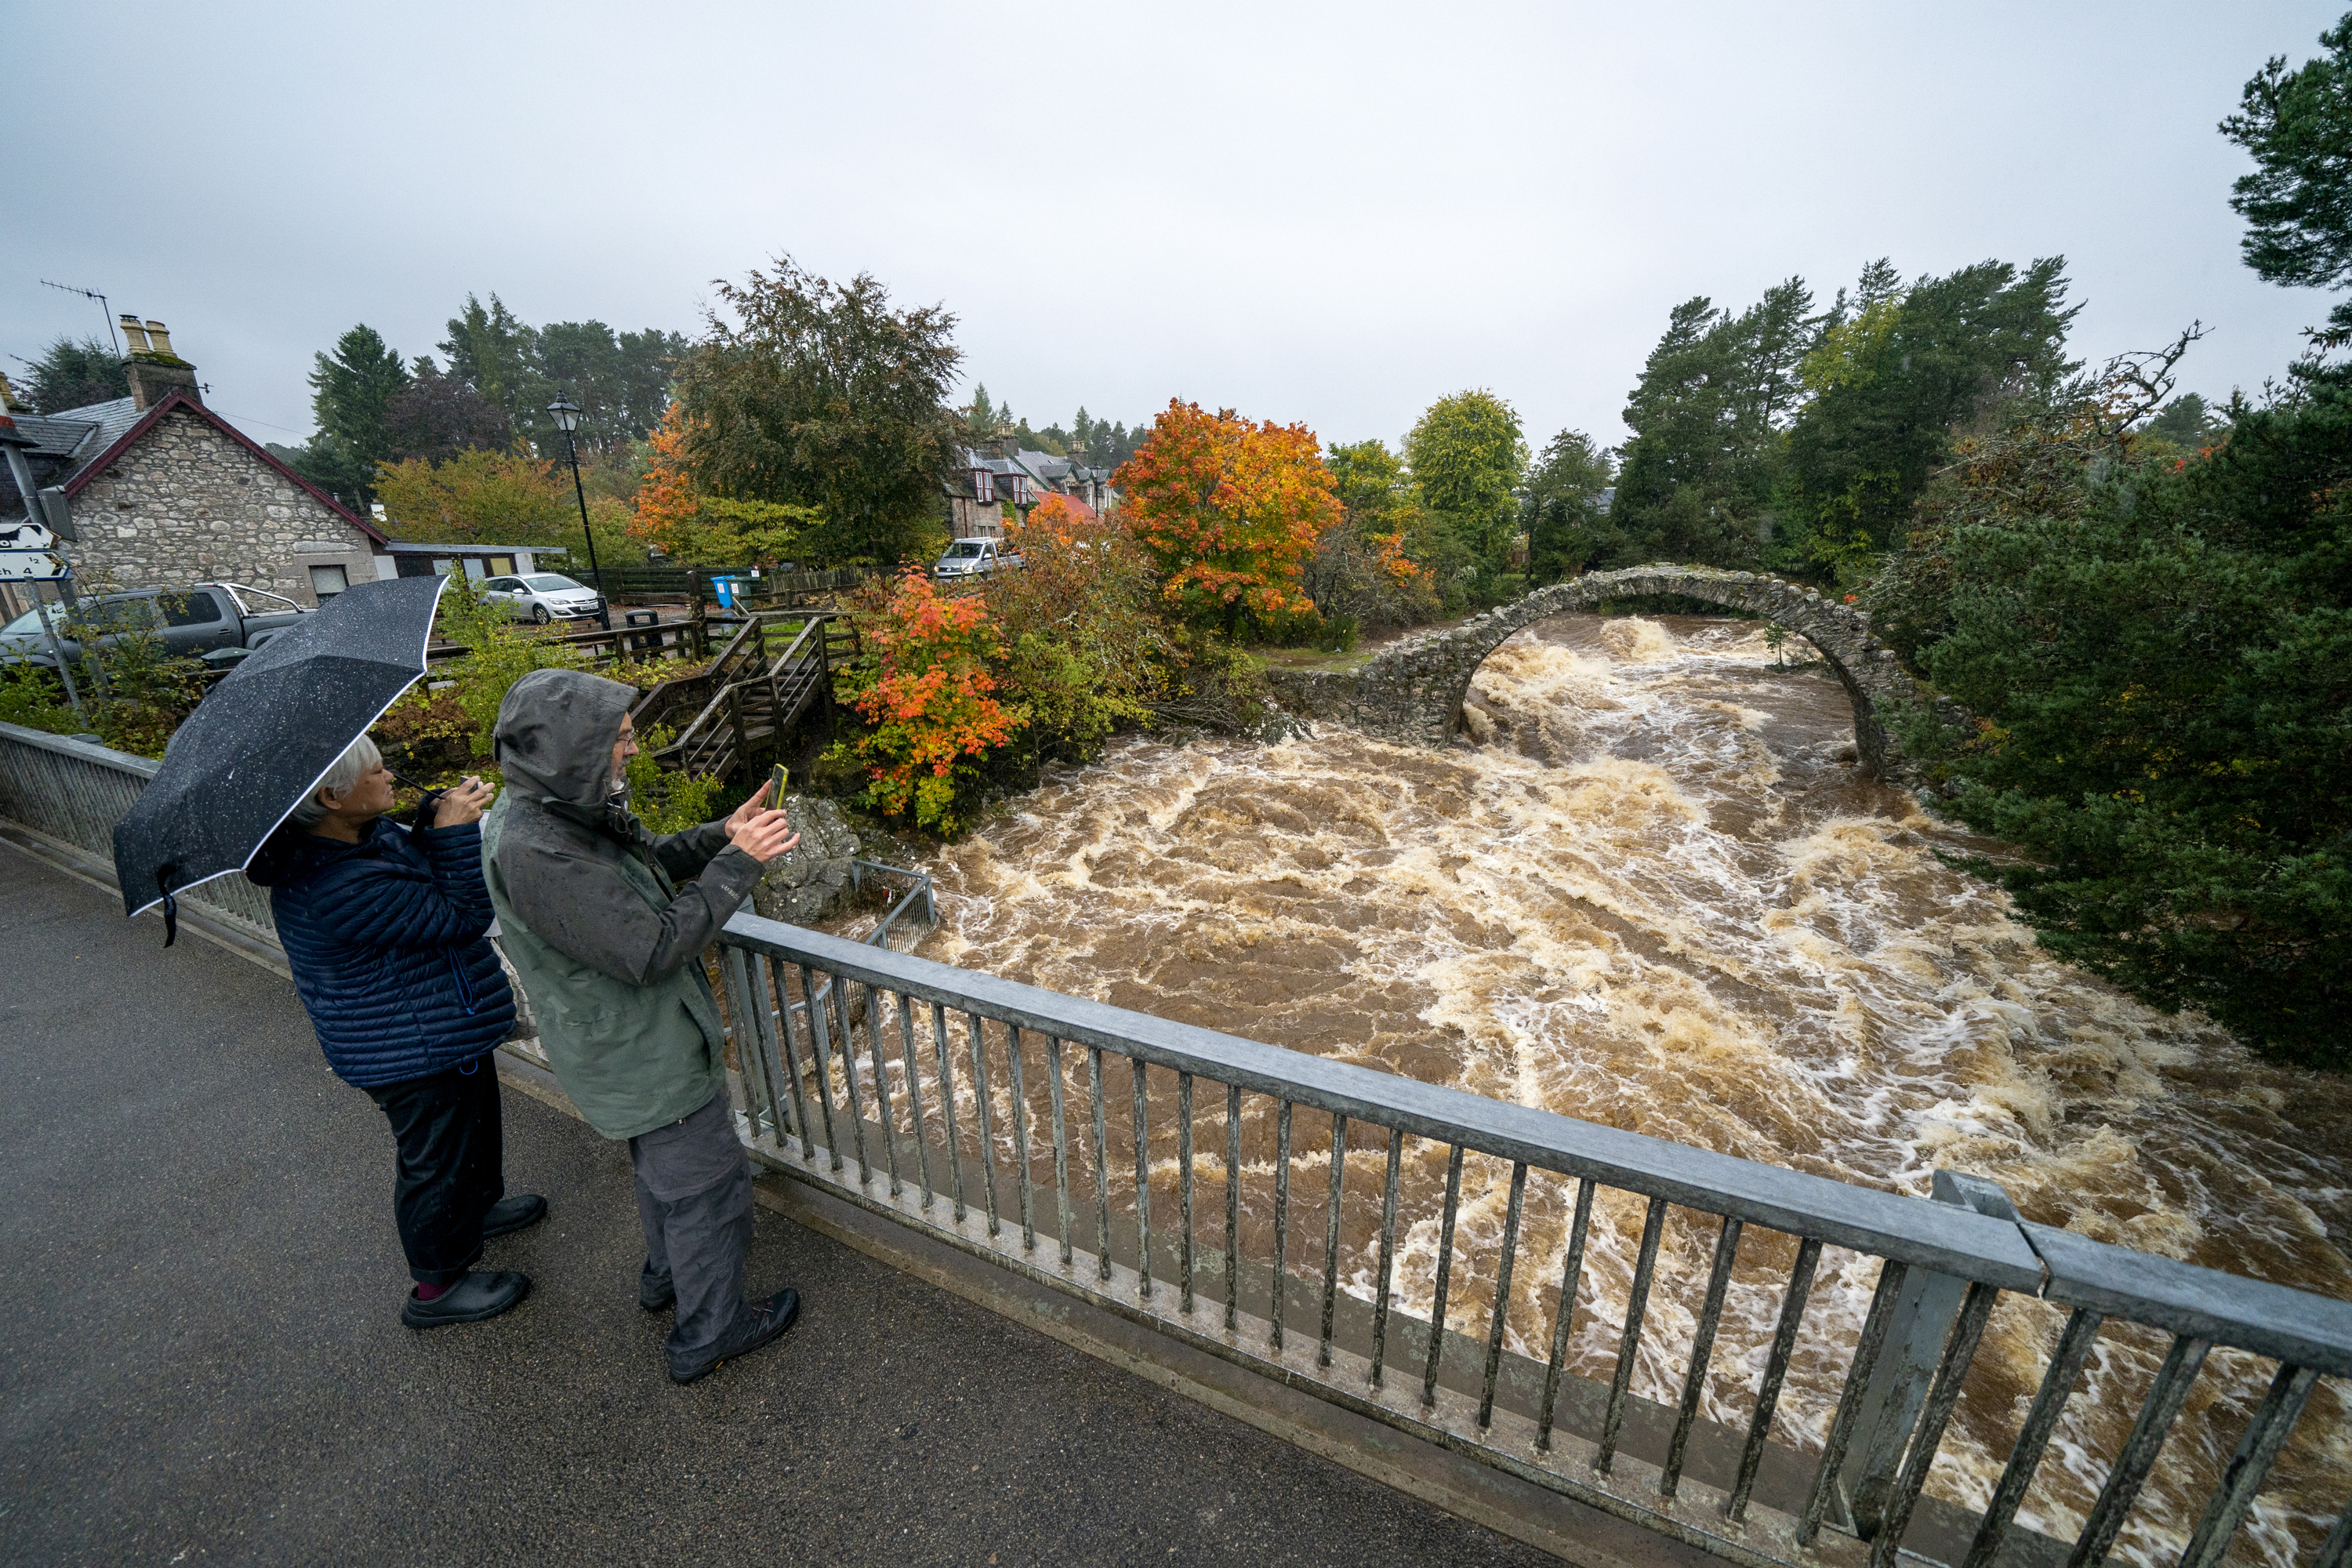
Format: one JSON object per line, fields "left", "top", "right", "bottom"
{"left": 652, "top": 612, "right": 849, "bottom": 783}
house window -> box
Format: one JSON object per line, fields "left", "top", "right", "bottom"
{"left": 1007, "top": 474, "right": 1029, "bottom": 505}
{"left": 309, "top": 564, "right": 350, "bottom": 598}
{"left": 972, "top": 468, "right": 994, "bottom": 505}
{"left": 487, "top": 555, "right": 515, "bottom": 577}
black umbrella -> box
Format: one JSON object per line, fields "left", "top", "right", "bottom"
{"left": 112, "top": 573, "right": 450, "bottom": 939}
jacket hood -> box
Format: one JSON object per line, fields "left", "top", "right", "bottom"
{"left": 247, "top": 816, "right": 389, "bottom": 887}
{"left": 494, "top": 667, "right": 638, "bottom": 812}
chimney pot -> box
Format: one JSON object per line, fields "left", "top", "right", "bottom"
{"left": 122, "top": 319, "right": 200, "bottom": 412}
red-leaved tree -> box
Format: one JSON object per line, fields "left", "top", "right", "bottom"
{"left": 1112, "top": 401, "right": 1341, "bottom": 633}
{"left": 830, "top": 569, "right": 1025, "bottom": 833}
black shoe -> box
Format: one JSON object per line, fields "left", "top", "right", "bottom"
{"left": 481, "top": 1194, "right": 548, "bottom": 1240}
{"left": 401, "top": 1270, "right": 531, "bottom": 1330}
{"left": 669, "top": 1289, "right": 800, "bottom": 1385}
{"left": 641, "top": 1269, "right": 676, "bottom": 1312}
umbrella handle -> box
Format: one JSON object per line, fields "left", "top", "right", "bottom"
{"left": 157, "top": 867, "right": 179, "bottom": 948}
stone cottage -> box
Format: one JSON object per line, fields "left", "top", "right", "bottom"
{"left": 944, "top": 438, "right": 1117, "bottom": 540}
{"left": 0, "top": 318, "right": 386, "bottom": 617}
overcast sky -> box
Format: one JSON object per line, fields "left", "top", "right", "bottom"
{"left": 7, "top": 2, "right": 2346, "bottom": 458}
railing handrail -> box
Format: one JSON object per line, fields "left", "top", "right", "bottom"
{"left": 2024, "top": 1220, "right": 2352, "bottom": 1378}
{"left": 719, "top": 912, "right": 2046, "bottom": 1291}
{"left": 765, "top": 613, "right": 827, "bottom": 677}
{"left": 661, "top": 615, "right": 775, "bottom": 751}
{"left": 715, "top": 908, "right": 2352, "bottom": 1371}
{"left": 0, "top": 720, "right": 159, "bottom": 778}
{"left": 848, "top": 858, "right": 936, "bottom": 949}
{"left": 655, "top": 612, "right": 837, "bottom": 776}
{"left": 709, "top": 913, "right": 2352, "bottom": 1568}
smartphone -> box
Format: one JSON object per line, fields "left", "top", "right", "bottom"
{"left": 769, "top": 763, "right": 789, "bottom": 807}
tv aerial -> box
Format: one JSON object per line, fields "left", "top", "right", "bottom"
{"left": 39, "top": 281, "right": 122, "bottom": 356}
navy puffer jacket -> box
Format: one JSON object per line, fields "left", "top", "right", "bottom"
{"left": 249, "top": 816, "right": 517, "bottom": 1087}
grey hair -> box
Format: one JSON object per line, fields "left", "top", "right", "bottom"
{"left": 289, "top": 734, "right": 383, "bottom": 828}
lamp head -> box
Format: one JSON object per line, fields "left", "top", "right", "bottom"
{"left": 546, "top": 393, "right": 581, "bottom": 434}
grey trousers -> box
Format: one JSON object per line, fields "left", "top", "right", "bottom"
{"left": 629, "top": 1091, "right": 753, "bottom": 1372}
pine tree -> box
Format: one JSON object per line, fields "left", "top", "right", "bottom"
{"left": 303, "top": 325, "right": 411, "bottom": 505}
{"left": 18, "top": 336, "right": 130, "bottom": 413}
{"left": 1782, "top": 258, "right": 2078, "bottom": 583}
{"left": 1610, "top": 277, "right": 1814, "bottom": 568}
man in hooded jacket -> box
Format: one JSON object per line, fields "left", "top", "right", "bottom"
{"left": 483, "top": 667, "right": 803, "bottom": 1383}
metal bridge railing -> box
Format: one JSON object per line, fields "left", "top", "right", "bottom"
{"left": 713, "top": 913, "right": 2352, "bottom": 1568}
{"left": 0, "top": 721, "right": 278, "bottom": 940}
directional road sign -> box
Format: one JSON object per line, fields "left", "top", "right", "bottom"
{"left": 0, "top": 517, "right": 70, "bottom": 581}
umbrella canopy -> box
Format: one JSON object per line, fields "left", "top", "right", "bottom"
{"left": 111, "top": 573, "right": 449, "bottom": 931}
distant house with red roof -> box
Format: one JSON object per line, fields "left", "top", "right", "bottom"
{"left": 0, "top": 318, "right": 387, "bottom": 619}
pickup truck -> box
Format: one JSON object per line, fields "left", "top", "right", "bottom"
{"left": 931, "top": 538, "right": 1023, "bottom": 581}
{"left": 0, "top": 582, "right": 310, "bottom": 669}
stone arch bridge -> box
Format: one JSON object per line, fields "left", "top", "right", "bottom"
{"left": 1265, "top": 564, "right": 1966, "bottom": 789}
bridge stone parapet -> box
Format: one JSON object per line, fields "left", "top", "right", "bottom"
{"left": 1262, "top": 564, "right": 1968, "bottom": 789}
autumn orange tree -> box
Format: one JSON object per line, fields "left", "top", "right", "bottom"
{"left": 630, "top": 404, "right": 814, "bottom": 568}
{"left": 829, "top": 569, "right": 1025, "bottom": 834}
{"left": 1112, "top": 400, "right": 1341, "bottom": 635}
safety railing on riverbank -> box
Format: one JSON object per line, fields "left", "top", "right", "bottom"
{"left": 711, "top": 913, "right": 2352, "bottom": 1568}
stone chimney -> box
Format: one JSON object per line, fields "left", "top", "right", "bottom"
{"left": 122, "top": 314, "right": 200, "bottom": 412}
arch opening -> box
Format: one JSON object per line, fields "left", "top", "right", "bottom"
{"left": 1269, "top": 566, "right": 1955, "bottom": 789}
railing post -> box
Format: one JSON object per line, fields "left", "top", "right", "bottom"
{"left": 1838, "top": 1170, "right": 2021, "bottom": 1539}
{"left": 728, "top": 682, "right": 748, "bottom": 776}
{"left": 818, "top": 612, "right": 838, "bottom": 737}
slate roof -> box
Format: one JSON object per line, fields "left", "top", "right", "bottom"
{"left": 949, "top": 446, "right": 1116, "bottom": 508}
{"left": 0, "top": 398, "right": 142, "bottom": 517}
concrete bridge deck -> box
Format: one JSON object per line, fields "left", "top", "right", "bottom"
{"left": 0, "top": 848, "right": 1577, "bottom": 1566}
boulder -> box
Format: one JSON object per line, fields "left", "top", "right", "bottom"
{"left": 749, "top": 794, "right": 862, "bottom": 927}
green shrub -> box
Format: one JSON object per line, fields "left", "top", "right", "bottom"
{"left": 433, "top": 583, "right": 594, "bottom": 757}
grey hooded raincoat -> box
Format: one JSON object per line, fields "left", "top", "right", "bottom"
{"left": 482, "top": 668, "right": 765, "bottom": 1140}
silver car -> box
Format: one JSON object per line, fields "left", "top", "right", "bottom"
{"left": 932, "top": 539, "right": 1022, "bottom": 580}
{"left": 479, "top": 572, "right": 605, "bottom": 625}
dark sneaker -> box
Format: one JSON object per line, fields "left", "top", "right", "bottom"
{"left": 401, "top": 1270, "right": 531, "bottom": 1330}
{"left": 481, "top": 1194, "right": 548, "bottom": 1240}
{"left": 669, "top": 1289, "right": 800, "bottom": 1385}
{"left": 641, "top": 1263, "right": 676, "bottom": 1313}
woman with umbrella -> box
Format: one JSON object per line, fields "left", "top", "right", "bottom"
{"left": 248, "top": 738, "right": 543, "bottom": 1328}
{"left": 113, "top": 576, "right": 544, "bottom": 1329}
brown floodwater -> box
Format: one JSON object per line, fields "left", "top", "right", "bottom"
{"left": 854, "top": 615, "right": 2350, "bottom": 1566}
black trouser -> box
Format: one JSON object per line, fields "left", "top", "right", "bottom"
{"left": 364, "top": 1057, "right": 506, "bottom": 1287}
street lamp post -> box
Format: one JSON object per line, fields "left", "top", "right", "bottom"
{"left": 546, "top": 393, "right": 610, "bottom": 631}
